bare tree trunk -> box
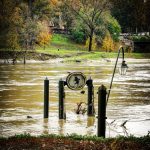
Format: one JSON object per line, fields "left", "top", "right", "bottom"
{"left": 23, "top": 53, "right": 26, "bottom": 65}
{"left": 24, "top": 39, "right": 28, "bottom": 65}
{"left": 88, "top": 29, "right": 94, "bottom": 52}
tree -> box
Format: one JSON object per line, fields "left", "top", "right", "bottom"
{"left": 64, "top": 0, "right": 111, "bottom": 51}
{"left": 110, "top": 0, "right": 149, "bottom": 33}
{"left": 70, "top": 18, "right": 87, "bottom": 43}
{"left": 32, "top": 0, "right": 52, "bottom": 20}
{"left": 0, "top": 0, "right": 19, "bottom": 49}
{"left": 102, "top": 31, "right": 114, "bottom": 52}
{"left": 145, "top": 0, "right": 150, "bottom": 32}
{"left": 110, "top": 0, "right": 135, "bottom": 33}
{"left": 18, "top": 1, "right": 52, "bottom": 63}
{"left": 85, "top": 35, "right": 97, "bottom": 50}
{"left": 106, "top": 14, "right": 121, "bottom": 42}
{"left": 0, "top": 0, "right": 55, "bottom": 64}
{"left": 37, "top": 21, "right": 52, "bottom": 49}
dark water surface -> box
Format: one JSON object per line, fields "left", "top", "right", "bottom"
{"left": 0, "top": 59, "right": 150, "bottom": 137}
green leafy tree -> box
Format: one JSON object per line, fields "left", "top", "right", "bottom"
{"left": 64, "top": 0, "right": 111, "bottom": 51}
{"left": 68, "top": 10, "right": 121, "bottom": 51}
{"left": 106, "top": 14, "right": 121, "bottom": 41}
{"left": 70, "top": 18, "right": 87, "bottom": 43}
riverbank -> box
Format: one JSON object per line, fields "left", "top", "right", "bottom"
{"left": 0, "top": 50, "right": 150, "bottom": 64}
{"left": 0, "top": 134, "right": 150, "bottom": 150}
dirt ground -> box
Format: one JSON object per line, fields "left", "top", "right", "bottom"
{"left": 0, "top": 137, "right": 150, "bottom": 150}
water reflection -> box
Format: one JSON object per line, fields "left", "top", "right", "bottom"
{"left": 0, "top": 59, "right": 150, "bottom": 137}
{"left": 43, "top": 119, "right": 49, "bottom": 135}
{"left": 58, "top": 120, "right": 66, "bottom": 135}
{"left": 87, "top": 117, "right": 95, "bottom": 127}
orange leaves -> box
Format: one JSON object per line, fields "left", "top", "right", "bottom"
{"left": 50, "top": 0, "right": 58, "bottom": 5}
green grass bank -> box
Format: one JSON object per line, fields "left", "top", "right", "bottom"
{"left": 36, "top": 34, "right": 150, "bottom": 61}
{"left": 1, "top": 34, "right": 150, "bottom": 63}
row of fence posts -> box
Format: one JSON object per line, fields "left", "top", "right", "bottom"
{"left": 43, "top": 77, "right": 107, "bottom": 138}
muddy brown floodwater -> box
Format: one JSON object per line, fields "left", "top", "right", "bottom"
{"left": 0, "top": 58, "right": 150, "bottom": 137}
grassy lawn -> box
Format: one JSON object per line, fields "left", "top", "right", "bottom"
{"left": 35, "top": 34, "right": 150, "bottom": 61}
{"left": 1, "top": 34, "right": 149, "bottom": 61}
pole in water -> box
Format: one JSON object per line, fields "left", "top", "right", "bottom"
{"left": 86, "top": 78, "right": 94, "bottom": 116}
{"left": 97, "top": 85, "right": 107, "bottom": 138}
{"left": 59, "top": 79, "right": 65, "bottom": 119}
{"left": 44, "top": 77, "right": 49, "bottom": 118}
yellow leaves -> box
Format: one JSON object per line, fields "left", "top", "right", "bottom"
{"left": 102, "top": 32, "right": 115, "bottom": 52}
{"left": 37, "top": 21, "right": 52, "bottom": 48}
{"left": 50, "top": 0, "right": 58, "bottom": 5}
{"left": 37, "top": 32, "right": 52, "bottom": 47}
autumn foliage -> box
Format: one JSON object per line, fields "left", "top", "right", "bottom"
{"left": 37, "top": 21, "right": 52, "bottom": 49}
{"left": 37, "top": 32, "right": 51, "bottom": 48}
{"left": 102, "top": 32, "right": 115, "bottom": 52}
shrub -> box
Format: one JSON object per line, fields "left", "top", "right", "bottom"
{"left": 70, "top": 28, "right": 86, "bottom": 44}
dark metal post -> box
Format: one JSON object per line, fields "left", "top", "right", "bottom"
{"left": 107, "top": 46, "right": 125, "bottom": 105}
{"left": 59, "top": 79, "right": 65, "bottom": 119}
{"left": 86, "top": 78, "right": 94, "bottom": 116}
{"left": 97, "top": 85, "right": 107, "bottom": 138}
{"left": 44, "top": 77, "right": 49, "bottom": 118}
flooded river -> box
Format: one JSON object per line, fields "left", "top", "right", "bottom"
{"left": 0, "top": 59, "right": 150, "bottom": 137}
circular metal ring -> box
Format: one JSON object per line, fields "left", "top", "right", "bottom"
{"left": 66, "top": 72, "right": 86, "bottom": 90}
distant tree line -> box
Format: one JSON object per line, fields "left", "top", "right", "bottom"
{"left": 0, "top": 0, "right": 54, "bottom": 50}
{"left": 0, "top": 0, "right": 149, "bottom": 52}
{"left": 111, "top": 0, "right": 150, "bottom": 33}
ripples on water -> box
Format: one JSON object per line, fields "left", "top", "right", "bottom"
{"left": 0, "top": 59, "right": 150, "bottom": 137}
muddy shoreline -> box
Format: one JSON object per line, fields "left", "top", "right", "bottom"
{"left": 0, "top": 50, "right": 60, "bottom": 63}
{"left": 1, "top": 50, "right": 150, "bottom": 64}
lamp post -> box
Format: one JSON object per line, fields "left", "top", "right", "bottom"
{"left": 119, "top": 60, "right": 128, "bottom": 75}
{"left": 106, "top": 46, "right": 128, "bottom": 105}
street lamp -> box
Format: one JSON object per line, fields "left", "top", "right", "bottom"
{"left": 106, "top": 46, "right": 128, "bottom": 105}
{"left": 119, "top": 60, "right": 128, "bottom": 75}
